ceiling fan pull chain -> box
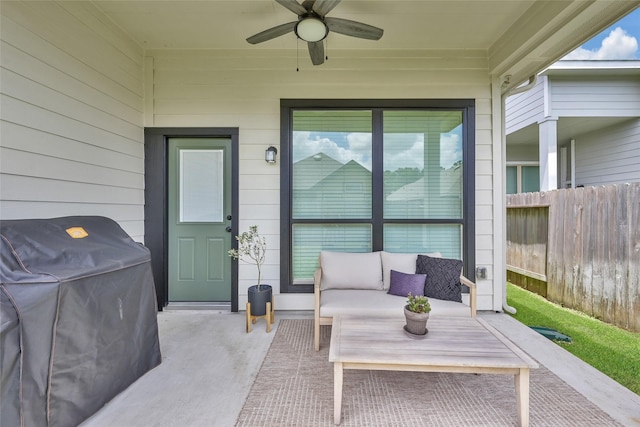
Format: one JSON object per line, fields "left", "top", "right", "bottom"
{"left": 296, "top": 38, "right": 299, "bottom": 72}
{"left": 325, "top": 37, "right": 328, "bottom": 61}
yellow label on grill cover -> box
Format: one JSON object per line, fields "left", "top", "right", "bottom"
{"left": 66, "top": 227, "right": 88, "bottom": 239}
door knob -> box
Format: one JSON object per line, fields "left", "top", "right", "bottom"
{"left": 226, "top": 215, "right": 232, "bottom": 220}
{"left": 226, "top": 226, "right": 232, "bottom": 233}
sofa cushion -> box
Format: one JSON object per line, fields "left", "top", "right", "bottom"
{"left": 416, "top": 255, "right": 463, "bottom": 303}
{"left": 381, "top": 251, "right": 441, "bottom": 290}
{"left": 387, "top": 270, "right": 426, "bottom": 297}
{"left": 319, "top": 289, "right": 470, "bottom": 318}
{"left": 319, "top": 251, "right": 383, "bottom": 290}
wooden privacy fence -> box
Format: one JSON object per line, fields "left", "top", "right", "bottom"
{"left": 507, "top": 183, "right": 640, "bottom": 332}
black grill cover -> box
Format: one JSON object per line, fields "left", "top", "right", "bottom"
{"left": 0, "top": 216, "right": 161, "bottom": 427}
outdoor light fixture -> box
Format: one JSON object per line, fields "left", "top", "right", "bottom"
{"left": 295, "top": 16, "right": 328, "bottom": 42}
{"left": 265, "top": 146, "right": 278, "bottom": 164}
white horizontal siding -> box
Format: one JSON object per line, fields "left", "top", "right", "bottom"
{"left": 550, "top": 77, "right": 640, "bottom": 117}
{"left": 1, "top": 174, "right": 142, "bottom": 205}
{"left": 505, "top": 77, "right": 545, "bottom": 134}
{"left": 1, "top": 122, "right": 143, "bottom": 173}
{"left": 474, "top": 94, "right": 494, "bottom": 302}
{"left": 0, "top": 204, "right": 144, "bottom": 239}
{"left": 2, "top": 2, "right": 142, "bottom": 92}
{"left": 575, "top": 119, "right": 640, "bottom": 186}
{"left": 0, "top": 1, "right": 145, "bottom": 240}
{"left": 149, "top": 48, "right": 498, "bottom": 310}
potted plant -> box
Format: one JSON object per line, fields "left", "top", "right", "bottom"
{"left": 228, "top": 225, "right": 272, "bottom": 316}
{"left": 404, "top": 293, "right": 431, "bottom": 335}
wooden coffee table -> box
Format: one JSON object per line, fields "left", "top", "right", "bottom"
{"left": 329, "top": 315, "right": 539, "bottom": 426}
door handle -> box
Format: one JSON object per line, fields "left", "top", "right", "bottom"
{"left": 226, "top": 226, "right": 232, "bottom": 233}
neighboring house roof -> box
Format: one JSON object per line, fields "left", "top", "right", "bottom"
{"left": 542, "top": 60, "right": 640, "bottom": 76}
{"left": 292, "top": 152, "right": 347, "bottom": 190}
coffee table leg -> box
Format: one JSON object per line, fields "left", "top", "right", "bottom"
{"left": 515, "top": 368, "right": 530, "bottom": 427}
{"left": 334, "top": 362, "right": 343, "bottom": 425}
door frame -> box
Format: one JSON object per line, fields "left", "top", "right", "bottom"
{"left": 144, "top": 128, "right": 239, "bottom": 311}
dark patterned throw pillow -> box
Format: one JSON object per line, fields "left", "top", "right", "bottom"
{"left": 415, "top": 255, "right": 463, "bottom": 302}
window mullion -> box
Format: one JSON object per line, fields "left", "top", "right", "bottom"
{"left": 372, "top": 108, "right": 384, "bottom": 251}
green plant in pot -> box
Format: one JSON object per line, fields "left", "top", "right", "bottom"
{"left": 228, "top": 225, "right": 272, "bottom": 316}
{"left": 404, "top": 293, "right": 431, "bottom": 335}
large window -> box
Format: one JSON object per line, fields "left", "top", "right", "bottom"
{"left": 280, "top": 100, "right": 475, "bottom": 292}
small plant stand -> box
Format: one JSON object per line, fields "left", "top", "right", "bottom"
{"left": 246, "top": 297, "right": 275, "bottom": 333}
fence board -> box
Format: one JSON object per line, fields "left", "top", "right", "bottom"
{"left": 629, "top": 184, "right": 640, "bottom": 331}
{"left": 507, "top": 183, "right": 640, "bottom": 332}
{"left": 615, "top": 184, "right": 629, "bottom": 329}
{"left": 580, "top": 186, "right": 594, "bottom": 316}
{"left": 592, "top": 186, "right": 606, "bottom": 321}
{"left": 572, "top": 188, "right": 585, "bottom": 312}
{"left": 603, "top": 186, "right": 616, "bottom": 325}
{"left": 564, "top": 188, "right": 577, "bottom": 307}
{"left": 549, "top": 189, "right": 564, "bottom": 303}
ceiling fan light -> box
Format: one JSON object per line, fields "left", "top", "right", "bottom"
{"left": 295, "top": 17, "right": 327, "bottom": 42}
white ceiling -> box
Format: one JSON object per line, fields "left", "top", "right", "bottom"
{"left": 92, "top": 0, "right": 535, "bottom": 51}
{"left": 91, "top": 0, "right": 639, "bottom": 89}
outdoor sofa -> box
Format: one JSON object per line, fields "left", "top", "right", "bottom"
{"left": 313, "top": 251, "right": 477, "bottom": 350}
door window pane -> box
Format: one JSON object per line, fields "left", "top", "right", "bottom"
{"left": 383, "top": 111, "right": 463, "bottom": 219}
{"left": 292, "top": 224, "right": 372, "bottom": 283}
{"left": 384, "top": 224, "right": 462, "bottom": 259}
{"left": 179, "top": 149, "right": 223, "bottom": 222}
{"left": 292, "top": 111, "right": 372, "bottom": 219}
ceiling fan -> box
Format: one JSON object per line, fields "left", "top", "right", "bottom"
{"left": 246, "top": 0, "right": 384, "bottom": 66}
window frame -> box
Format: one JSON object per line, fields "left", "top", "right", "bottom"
{"left": 280, "top": 99, "right": 476, "bottom": 293}
{"left": 506, "top": 161, "right": 540, "bottom": 194}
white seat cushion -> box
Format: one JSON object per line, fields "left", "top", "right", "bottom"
{"left": 320, "top": 289, "right": 470, "bottom": 318}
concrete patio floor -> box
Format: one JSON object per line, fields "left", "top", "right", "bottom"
{"left": 81, "top": 310, "right": 640, "bottom": 427}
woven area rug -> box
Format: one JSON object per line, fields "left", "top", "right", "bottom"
{"left": 236, "top": 319, "right": 621, "bottom": 427}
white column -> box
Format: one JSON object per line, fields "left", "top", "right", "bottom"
{"left": 493, "top": 76, "right": 508, "bottom": 313}
{"left": 538, "top": 117, "right": 558, "bottom": 191}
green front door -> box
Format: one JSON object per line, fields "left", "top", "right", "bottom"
{"left": 168, "top": 138, "right": 232, "bottom": 302}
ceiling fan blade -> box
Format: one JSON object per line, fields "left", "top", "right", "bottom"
{"left": 308, "top": 41, "right": 325, "bottom": 65}
{"left": 312, "top": 0, "right": 341, "bottom": 16}
{"left": 275, "top": 0, "right": 308, "bottom": 15}
{"left": 246, "top": 21, "right": 297, "bottom": 44}
{"left": 301, "top": 0, "right": 316, "bottom": 11}
{"left": 325, "top": 17, "right": 383, "bottom": 40}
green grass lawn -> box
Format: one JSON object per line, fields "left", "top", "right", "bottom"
{"left": 506, "top": 283, "right": 640, "bottom": 395}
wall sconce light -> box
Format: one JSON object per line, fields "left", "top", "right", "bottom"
{"left": 265, "top": 146, "right": 278, "bottom": 164}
